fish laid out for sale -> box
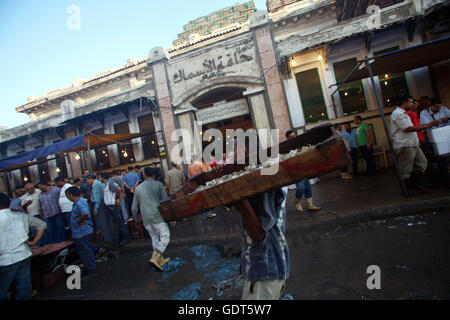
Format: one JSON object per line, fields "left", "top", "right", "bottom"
{"left": 158, "top": 123, "right": 350, "bottom": 222}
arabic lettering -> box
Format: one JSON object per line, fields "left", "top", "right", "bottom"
{"left": 172, "top": 41, "right": 255, "bottom": 84}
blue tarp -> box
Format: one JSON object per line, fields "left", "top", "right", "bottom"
{"left": 171, "top": 283, "right": 202, "bottom": 300}
{"left": 0, "top": 135, "right": 86, "bottom": 171}
{"left": 156, "top": 257, "right": 187, "bottom": 283}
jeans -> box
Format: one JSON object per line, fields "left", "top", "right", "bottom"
{"left": 0, "top": 258, "right": 31, "bottom": 300}
{"left": 349, "top": 148, "right": 359, "bottom": 174}
{"left": 359, "top": 145, "right": 377, "bottom": 174}
{"left": 296, "top": 179, "right": 312, "bottom": 199}
{"left": 46, "top": 213, "right": 66, "bottom": 244}
{"left": 63, "top": 212, "right": 71, "bottom": 229}
{"left": 104, "top": 204, "right": 130, "bottom": 243}
{"left": 121, "top": 195, "right": 129, "bottom": 221}
{"left": 73, "top": 235, "right": 99, "bottom": 274}
{"left": 124, "top": 189, "right": 134, "bottom": 220}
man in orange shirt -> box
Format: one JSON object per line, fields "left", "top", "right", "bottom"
{"left": 188, "top": 156, "right": 216, "bottom": 220}
{"left": 188, "top": 156, "right": 207, "bottom": 178}
{"left": 405, "top": 98, "right": 425, "bottom": 143}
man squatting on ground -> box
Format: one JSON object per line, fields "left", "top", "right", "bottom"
{"left": 132, "top": 167, "right": 171, "bottom": 271}
{"left": 0, "top": 193, "right": 47, "bottom": 300}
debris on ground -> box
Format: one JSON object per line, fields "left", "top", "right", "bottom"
{"left": 190, "top": 245, "right": 242, "bottom": 296}
{"left": 171, "top": 282, "right": 201, "bottom": 300}
{"left": 280, "top": 293, "right": 294, "bottom": 300}
{"left": 212, "top": 274, "right": 245, "bottom": 297}
{"left": 157, "top": 258, "right": 186, "bottom": 283}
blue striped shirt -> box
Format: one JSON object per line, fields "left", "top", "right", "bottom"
{"left": 71, "top": 197, "right": 93, "bottom": 239}
{"left": 240, "top": 188, "right": 290, "bottom": 281}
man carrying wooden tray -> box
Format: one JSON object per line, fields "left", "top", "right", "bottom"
{"left": 232, "top": 136, "right": 290, "bottom": 300}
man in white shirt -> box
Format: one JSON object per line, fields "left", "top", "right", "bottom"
{"left": 390, "top": 97, "right": 441, "bottom": 196}
{"left": 20, "top": 183, "right": 41, "bottom": 217}
{"left": 420, "top": 98, "right": 450, "bottom": 128}
{"left": 0, "top": 193, "right": 47, "bottom": 300}
{"left": 54, "top": 176, "right": 73, "bottom": 230}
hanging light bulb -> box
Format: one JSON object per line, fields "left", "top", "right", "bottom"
{"left": 56, "top": 167, "right": 61, "bottom": 173}
{"left": 23, "top": 177, "right": 28, "bottom": 182}
{"left": 318, "top": 54, "right": 323, "bottom": 61}
{"left": 151, "top": 140, "right": 155, "bottom": 145}
{"left": 75, "top": 153, "right": 80, "bottom": 160}
{"left": 124, "top": 151, "right": 128, "bottom": 158}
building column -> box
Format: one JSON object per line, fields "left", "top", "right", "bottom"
{"left": 148, "top": 47, "right": 176, "bottom": 170}
{"left": 128, "top": 110, "right": 144, "bottom": 163}
{"left": 174, "top": 106, "right": 199, "bottom": 165}
{"left": 250, "top": 11, "right": 292, "bottom": 143}
{"left": 244, "top": 87, "right": 273, "bottom": 149}
{"left": 64, "top": 129, "right": 83, "bottom": 178}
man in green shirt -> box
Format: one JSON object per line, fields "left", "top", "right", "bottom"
{"left": 132, "top": 167, "right": 170, "bottom": 271}
{"left": 354, "top": 115, "right": 377, "bottom": 175}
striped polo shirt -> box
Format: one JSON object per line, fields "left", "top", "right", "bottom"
{"left": 70, "top": 197, "right": 93, "bottom": 239}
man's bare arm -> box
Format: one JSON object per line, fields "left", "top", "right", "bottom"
{"left": 236, "top": 200, "right": 265, "bottom": 242}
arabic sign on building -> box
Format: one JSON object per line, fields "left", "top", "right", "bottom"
{"left": 168, "top": 36, "right": 261, "bottom": 103}
{"left": 196, "top": 99, "right": 249, "bottom": 125}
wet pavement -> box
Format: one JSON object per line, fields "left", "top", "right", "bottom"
{"left": 135, "top": 169, "right": 450, "bottom": 245}
{"left": 35, "top": 210, "right": 450, "bottom": 300}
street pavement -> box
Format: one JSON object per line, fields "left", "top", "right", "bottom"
{"left": 34, "top": 169, "right": 450, "bottom": 300}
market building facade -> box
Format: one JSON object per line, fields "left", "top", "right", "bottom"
{"left": 1, "top": 0, "right": 449, "bottom": 195}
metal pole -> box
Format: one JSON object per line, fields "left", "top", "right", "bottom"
{"left": 365, "top": 61, "right": 408, "bottom": 197}
{"left": 87, "top": 135, "right": 93, "bottom": 173}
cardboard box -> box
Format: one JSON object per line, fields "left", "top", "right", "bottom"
{"left": 427, "top": 125, "right": 450, "bottom": 156}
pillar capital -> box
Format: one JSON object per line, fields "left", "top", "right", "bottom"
{"left": 249, "top": 10, "right": 271, "bottom": 29}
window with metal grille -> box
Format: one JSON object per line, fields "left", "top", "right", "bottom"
{"left": 295, "top": 68, "right": 329, "bottom": 124}
{"left": 333, "top": 57, "right": 367, "bottom": 116}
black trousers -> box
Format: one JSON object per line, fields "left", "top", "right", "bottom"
{"left": 359, "top": 145, "right": 376, "bottom": 174}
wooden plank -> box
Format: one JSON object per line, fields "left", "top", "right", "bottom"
{"left": 159, "top": 136, "right": 350, "bottom": 222}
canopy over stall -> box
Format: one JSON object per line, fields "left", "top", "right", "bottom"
{"left": 346, "top": 36, "right": 450, "bottom": 82}
{"left": 331, "top": 35, "right": 450, "bottom": 197}
{"left": 0, "top": 133, "right": 142, "bottom": 172}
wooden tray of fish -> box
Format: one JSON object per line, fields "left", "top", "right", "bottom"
{"left": 159, "top": 124, "right": 350, "bottom": 222}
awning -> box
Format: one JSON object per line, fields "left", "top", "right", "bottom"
{"left": 0, "top": 133, "right": 142, "bottom": 172}
{"left": 346, "top": 36, "right": 450, "bottom": 82}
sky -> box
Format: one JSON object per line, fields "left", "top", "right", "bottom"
{"left": 0, "top": 0, "right": 267, "bottom": 129}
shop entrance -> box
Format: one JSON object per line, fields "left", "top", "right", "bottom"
{"left": 191, "top": 86, "right": 254, "bottom": 158}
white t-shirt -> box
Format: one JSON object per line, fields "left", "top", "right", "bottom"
{"left": 390, "top": 107, "right": 419, "bottom": 149}
{"left": 20, "top": 189, "right": 41, "bottom": 216}
{"left": 59, "top": 183, "right": 74, "bottom": 213}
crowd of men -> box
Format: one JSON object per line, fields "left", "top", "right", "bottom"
{"left": 1, "top": 162, "right": 189, "bottom": 300}
{"left": 1, "top": 96, "right": 448, "bottom": 301}
{"left": 333, "top": 96, "right": 449, "bottom": 195}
